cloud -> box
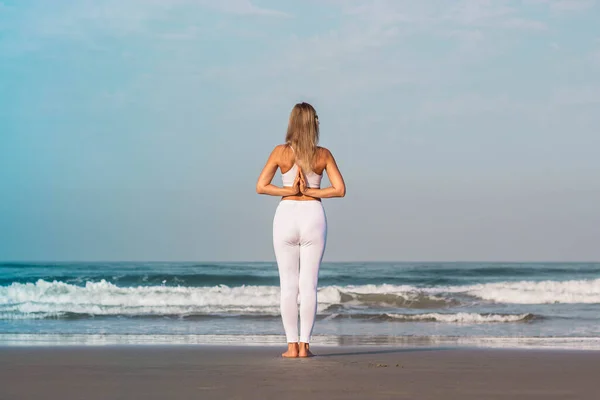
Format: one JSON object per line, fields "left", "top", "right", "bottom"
{"left": 207, "top": 0, "right": 290, "bottom": 17}
{"left": 332, "top": 1, "right": 548, "bottom": 32}
{"left": 524, "top": 0, "right": 597, "bottom": 12}
{"left": 212, "top": 1, "right": 553, "bottom": 101}
{"left": 591, "top": 48, "right": 600, "bottom": 66}
{"left": 6, "top": 0, "right": 597, "bottom": 126}
{"left": 552, "top": 86, "right": 600, "bottom": 106}
{"left": 502, "top": 17, "right": 547, "bottom": 30}
{"left": 8, "top": 0, "right": 289, "bottom": 42}
{"left": 141, "top": 0, "right": 290, "bottom": 17}
{"left": 549, "top": 0, "right": 596, "bottom": 11}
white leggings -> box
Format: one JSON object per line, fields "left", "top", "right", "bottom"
{"left": 273, "top": 200, "right": 327, "bottom": 343}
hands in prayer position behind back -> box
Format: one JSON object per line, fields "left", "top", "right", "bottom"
{"left": 298, "top": 167, "right": 307, "bottom": 194}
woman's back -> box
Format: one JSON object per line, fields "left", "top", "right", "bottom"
{"left": 280, "top": 145, "right": 325, "bottom": 190}
{"left": 277, "top": 145, "right": 329, "bottom": 201}
{"left": 279, "top": 145, "right": 326, "bottom": 174}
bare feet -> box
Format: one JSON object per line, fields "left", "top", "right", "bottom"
{"left": 298, "top": 342, "right": 314, "bottom": 358}
{"left": 282, "top": 342, "right": 299, "bottom": 358}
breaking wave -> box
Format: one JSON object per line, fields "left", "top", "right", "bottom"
{"left": 1, "top": 278, "right": 598, "bottom": 320}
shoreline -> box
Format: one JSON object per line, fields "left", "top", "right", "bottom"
{"left": 2, "top": 343, "right": 599, "bottom": 354}
{"left": 2, "top": 333, "right": 600, "bottom": 351}
{"left": 1, "top": 345, "right": 598, "bottom": 399}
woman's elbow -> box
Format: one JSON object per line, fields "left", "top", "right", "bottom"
{"left": 337, "top": 186, "right": 346, "bottom": 198}
{"left": 256, "top": 184, "right": 265, "bottom": 195}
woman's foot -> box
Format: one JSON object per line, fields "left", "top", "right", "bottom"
{"left": 282, "top": 342, "right": 299, "bottom": 358}
{"left": 298, "top": 342, "right": 314, "bottom": 358}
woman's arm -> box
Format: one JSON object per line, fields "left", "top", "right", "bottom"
{"left": 256, "top": 145, "right": 300, "bottom": 196}
{"left": 302, "top": 148, "right": 346, "bottom": 198}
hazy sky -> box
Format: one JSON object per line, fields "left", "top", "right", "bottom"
{"left": 1, "top": 0, "right": 599, "bottom": 262}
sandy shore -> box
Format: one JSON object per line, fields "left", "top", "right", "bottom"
{"left": 1, "top": 345, "right": 598, "bottom": 399}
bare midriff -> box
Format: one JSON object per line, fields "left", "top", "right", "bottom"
{"left": 281, "top": 193, "right": 321, "bottom": 202}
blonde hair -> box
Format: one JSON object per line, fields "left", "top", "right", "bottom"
{"left": 285, "top": 102, "right": 319, "bottom": 173}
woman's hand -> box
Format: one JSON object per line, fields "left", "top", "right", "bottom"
{"left": 287, "top": 172, "right": 301, "bottom": 196}
{"left": 298, "top": 168, "right": 307, "bottom": 194}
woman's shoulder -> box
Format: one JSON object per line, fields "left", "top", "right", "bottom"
{"left": 275, "top": 143, "right": 295, "bottom": 150}
{"left": 271, "top": 143, "right": 292, "bottom": 155}
{"left": 316, "top": 146, "right": 333, "bottom": 158}
{"left": 269, "top": 144, "right": 294, "bottom": 164}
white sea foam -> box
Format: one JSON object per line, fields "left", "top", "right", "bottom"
{"left": 385, "top": 312, "right": 533, "bottom": 323}
{"left": 322, "top": 279, "right": 600, "bottom": 305}
{"left": 0, "top": 280, "right": 284, "bottom": 317}
{"left": 434, "top": 278, "right": 600, "bottom": 304}
{"left": 0, "top": 280, "right": 451, "bottom": 318}
{"left": 326, "top": 280, "right": 600, "bottom": 305}
{"left": 1, "top": 278, "right": 599, "bottom": 319}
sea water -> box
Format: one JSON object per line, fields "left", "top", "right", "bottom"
{"left": 1, "top": 262, "right": 599, "bottom": 349}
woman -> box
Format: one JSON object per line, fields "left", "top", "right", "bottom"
{"left": 256, "top": 102, "right": 346, "bottom": 358}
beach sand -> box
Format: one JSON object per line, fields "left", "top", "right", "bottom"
{"left": 1, "top": 345, "right": 598, "bottom": 399}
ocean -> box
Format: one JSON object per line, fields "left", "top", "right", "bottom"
{"left": 1, "top": 262, "right": 600, "bottom": 349}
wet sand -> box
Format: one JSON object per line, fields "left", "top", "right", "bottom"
{"left": 1, "top": 345, "right": 598, "bottom": 399}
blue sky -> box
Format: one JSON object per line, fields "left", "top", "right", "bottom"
{"left": 1, "top": 0, "right": 599, "bottom": 262}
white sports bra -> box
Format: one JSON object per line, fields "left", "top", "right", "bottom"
{"left": 281, "top": 146, "right": 322, "bottom": 189}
